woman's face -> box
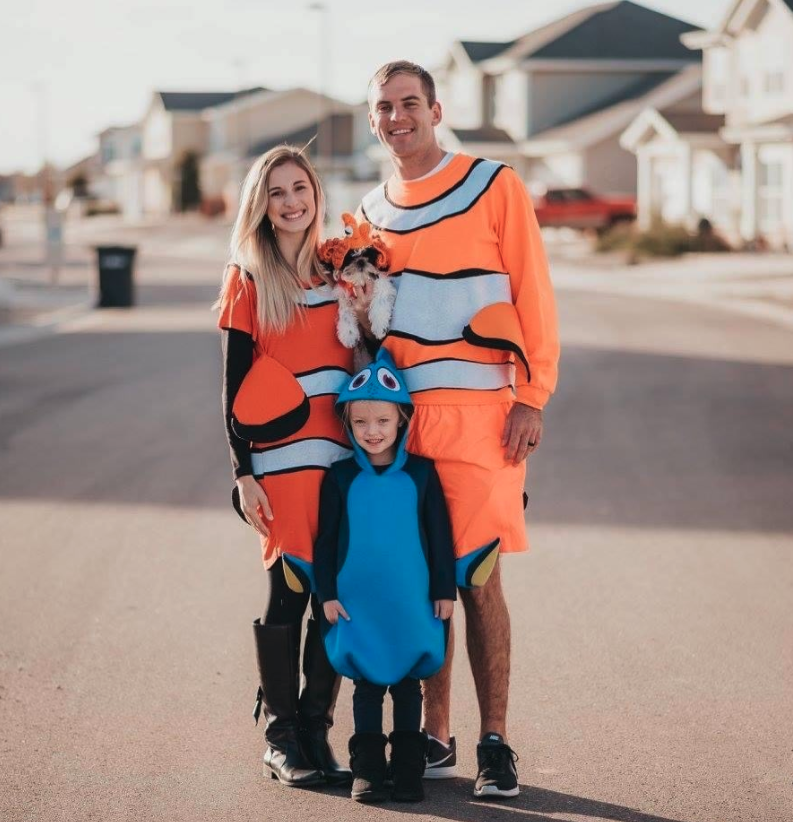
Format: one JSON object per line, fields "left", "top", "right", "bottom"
{"left": 265, "top": 161, "right": 316, "bottom": 236}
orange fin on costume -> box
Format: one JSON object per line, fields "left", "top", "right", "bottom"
{"left": 231, "top": 354, "right": 310, "bottom": 442}
{"left": 462, "top": 304, "right": 530, "bottom": 384}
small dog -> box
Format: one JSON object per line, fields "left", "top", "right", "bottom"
{"left": 319, "top": 214, "right": 395, "bottom": 352}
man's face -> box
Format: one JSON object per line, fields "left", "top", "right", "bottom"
{"left": 368, "top": 73, "right": 442, "bottom": 161}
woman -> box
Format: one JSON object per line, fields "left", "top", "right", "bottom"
{"left": 216, "top": 146, "right": 354, "bottom": 787}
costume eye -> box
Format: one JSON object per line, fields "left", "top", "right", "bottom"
{"left": 349, "top": 369, "right": 371, "bottom": 390}
{"left": 344, "top": 225, "right": 354, "bottom": 237}
{"left": 377, "top": 368, "right": 400, "bottom": 391}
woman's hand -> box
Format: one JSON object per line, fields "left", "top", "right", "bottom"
{"left": 235, "top": 475, "right": 273, "bottom": 537}
{"left": 351, "top": 281, "right": 375, "bottom": 339}
{"left": 434, "top": 599, "right": 454, "bottom": 620}
{"left": 323, "top": 600, "right": 350, "bottom": 625}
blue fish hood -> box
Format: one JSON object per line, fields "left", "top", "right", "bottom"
{"left": 336, "top": 348, "right": 413, "bottom": 474}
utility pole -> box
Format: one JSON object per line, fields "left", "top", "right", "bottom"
{"left": 33, "top": 80, "right": 62, "bottom": 283}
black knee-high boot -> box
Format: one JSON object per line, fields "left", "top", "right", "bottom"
{"left": 298, "top": 617, "right": 352, "bottom": 785}
{"left": 252, "top": 619, "right": 323, "bottom": 786}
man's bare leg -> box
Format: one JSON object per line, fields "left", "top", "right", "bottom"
{"left": 459, "top": 561, "right": 511, "bottom": 740}
{"left": 422, "top": 619, "right": 454, "bottom": 743}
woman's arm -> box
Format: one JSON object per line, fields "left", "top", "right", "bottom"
{"left": 221, "top": 328, "right": 254, "bottom": 478}
{"left": 314, "top": 471, "right": 343, "bottom": 604}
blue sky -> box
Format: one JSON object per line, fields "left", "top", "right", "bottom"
{"left": 0, "top": 0, "right": 729, "bottom": 174}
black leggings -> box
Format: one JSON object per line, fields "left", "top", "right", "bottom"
{"left": 353, "top": 677, "right": 423, "bottom": 735}
{"left": 262, "top": 557, "right": 320, "bottom": 625}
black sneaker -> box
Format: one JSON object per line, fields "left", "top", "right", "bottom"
{"left": 473, "top": 733, "right": 519, "bottom": 798}
{"left": 423, "top": 734, "right": 457, "bottom": 779}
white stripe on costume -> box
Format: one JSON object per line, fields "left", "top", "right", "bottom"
{"left": 401, "top": 360, "right": 515, "bottom": 393}
{"left": 251, "top": 439, "right": 352, "bottom": 476}
{"left": 390, "top": 272, "right": 511, "bottom": 342}
{"left": 361, "top": 160, "right": 504, "bottom": 233}
{"left": 300, "top": 286, "right": 336, "bottom": 307}
{"left": 296, "top": 368, "right": 351, "bottom": 398}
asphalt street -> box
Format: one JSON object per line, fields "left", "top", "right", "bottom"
{"left": 1, "top": 220, "right": 792, "bottom": 822}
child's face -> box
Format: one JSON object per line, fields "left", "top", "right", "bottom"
{"left": 348, "top": 400, "right": 402, "bottom": 465}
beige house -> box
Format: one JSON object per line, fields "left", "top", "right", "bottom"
{"left": 139, "top": 89, "right": 264, "bottom": 215}
{"left": 199, "top": 88, "right": 376, "bottom": 216}
{"left": 433, "top": 1, "right": 701, "bottom": 195}
{"left": 622, "top": 0, "right": 793, "bottom": 247}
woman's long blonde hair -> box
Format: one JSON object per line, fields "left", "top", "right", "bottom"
{"left": 215, "top": 145, "right": 328, "bottom": 334}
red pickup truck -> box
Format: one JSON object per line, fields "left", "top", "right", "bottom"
{"left": 532, "top": 187, "right": 636, "bottom": 232}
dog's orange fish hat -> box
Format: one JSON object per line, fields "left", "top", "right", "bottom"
{"left": 318, "top": 213, "right": 390, "bottom": 273}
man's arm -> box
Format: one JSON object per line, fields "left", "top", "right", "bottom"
{"left": 496, "top": 168, "right": 559, "bottom": 411}
{"left": 496, "top": 169, "right": 560, "bottom": 462}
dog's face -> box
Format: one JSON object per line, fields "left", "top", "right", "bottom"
{"left": 337, "top": 247, "right": 381, "bottom": 287}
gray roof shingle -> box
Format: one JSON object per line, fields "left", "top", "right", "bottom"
{"left": 158, "top": 88, "right": 266, "bottom": 112}
{"left": 529, "top": 1, "right": 700, "bottom": 61}
{"left": 460, "top": 41, "right": 516, "bottom": 62}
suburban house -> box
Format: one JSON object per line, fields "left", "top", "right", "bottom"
{"left": 199, "top": 88, "right": 377, "bottom": 217}
{"left": 137, "top": 88, "right": 265, "bottom": 216}
{"left": 430, "top": 1, "right": 702, "bottom": 195}
{"left": 94, "top": 124, "right": 143, "bottom": 218}
{"left": 87, "top": 87, "right": 376, "bottom": 219}
{"left": 621, "top": 0, "right": 793, "bottom": 248}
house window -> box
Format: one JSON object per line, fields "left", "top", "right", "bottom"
{"left": 758, "top": 160, "right": 784, "bottom": 229}
{"left": 764, "top": 72, "right": 785, "bottom": 94}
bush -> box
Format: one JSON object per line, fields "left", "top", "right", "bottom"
{"left": 594, "top": 221, "right": 635, "bottom": 252}
{"left": 595, "top": 219, "right": 731, "bottom": 259}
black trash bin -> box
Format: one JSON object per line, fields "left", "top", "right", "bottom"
{"left": 96, "top": 245, "right": 136, "bottom": 308}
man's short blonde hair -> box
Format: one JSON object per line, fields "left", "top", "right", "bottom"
{"left": 368, "top": 60, "right": 437, "bottom": 109}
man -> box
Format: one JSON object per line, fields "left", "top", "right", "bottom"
{"left": 357, "top": 61, "right": 559, "bottom": 799}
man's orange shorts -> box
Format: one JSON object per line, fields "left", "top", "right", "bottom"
{"left": 406, "top": 401, "right": 528, "bottom": 559}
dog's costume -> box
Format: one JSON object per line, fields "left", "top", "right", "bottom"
{"left": 318, "top": 213, "right": 395, "bottom": 347}
{"left": 218, "top": 266, "right": 354, "bottom": 568}
{"left": 282, "top": 350, "right": 498, "bottom": 686}
{"left": 358, "top": 154, "right": 560, "bottom": 558}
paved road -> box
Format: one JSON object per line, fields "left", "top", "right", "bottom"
{"left": 1, "top": 226, "right": 792, "bottom": 822}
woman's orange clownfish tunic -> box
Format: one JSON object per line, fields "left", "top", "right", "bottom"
{"left": 218, "top": 266, "right": 354, "bottom": 568}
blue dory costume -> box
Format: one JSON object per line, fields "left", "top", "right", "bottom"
{"left": 282, "top": 350, "right": 500, "bottom": 686}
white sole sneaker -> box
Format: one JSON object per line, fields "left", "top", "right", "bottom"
{"left": 473, "top": 784, "right": 520, "bottom": 798}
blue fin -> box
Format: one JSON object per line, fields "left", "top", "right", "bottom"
{"left": 282, "top": 554, "right": 316, "bottom": 594}
{"left": 455, "top": 539, "right": 500, "bottom": 589}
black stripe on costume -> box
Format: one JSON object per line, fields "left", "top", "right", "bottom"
{"left": 383, "top": 158, "right": 486, "bottom": 210}
{"left": 400, "top": 268, "right": 508, "bottom": 280}
{"left": 461, "top": 326, "right": 531, "bottom": 382}
{"left": 252, "top": 464, "right": 336, "bottom": 478}
{"left": 294, "top": 365, "right": 352, "bottom": 378}
{"left": 388, "top": 330, "right": 463, "bottom": 346}
{"left": 361, "top": 165, "right": 507, "bottom": 236}
{"left": 230, "top": 394, "right": 311, "bottom": 444}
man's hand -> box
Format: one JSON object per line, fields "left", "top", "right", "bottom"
{"left": 235, "top": 476, "right": 273, "bottom": 537}
{"left": 323, "top": 600, "right": 350, "bottom": 625}
{"left": 502, "top": 403, "right": 543, "bottom": 465}
{"left": 351, "top": 281, "right": 374, "bottom": 339}
{"left": 434, "top": 599, "right": 454, "bottom": 620}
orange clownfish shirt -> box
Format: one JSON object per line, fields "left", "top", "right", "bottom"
{"left": 218, "top": 266, "right": 353, "bottom": 568}
{"left": 359, "top": 153, "right": 559, "bottom": 410}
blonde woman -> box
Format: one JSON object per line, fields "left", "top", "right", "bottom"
{"left": 216, "top": 146, "right": 354, "bottom": 787}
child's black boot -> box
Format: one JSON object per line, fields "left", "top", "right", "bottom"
{"left": 349, "top": 733, "right": 389, "bottom": 803}
{"left": 389, "top": 730, "right": 429, "bottom": 802}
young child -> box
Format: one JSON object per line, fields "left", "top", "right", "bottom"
{"left": 313, "top": 348, "right": 456, "bottom": 803}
